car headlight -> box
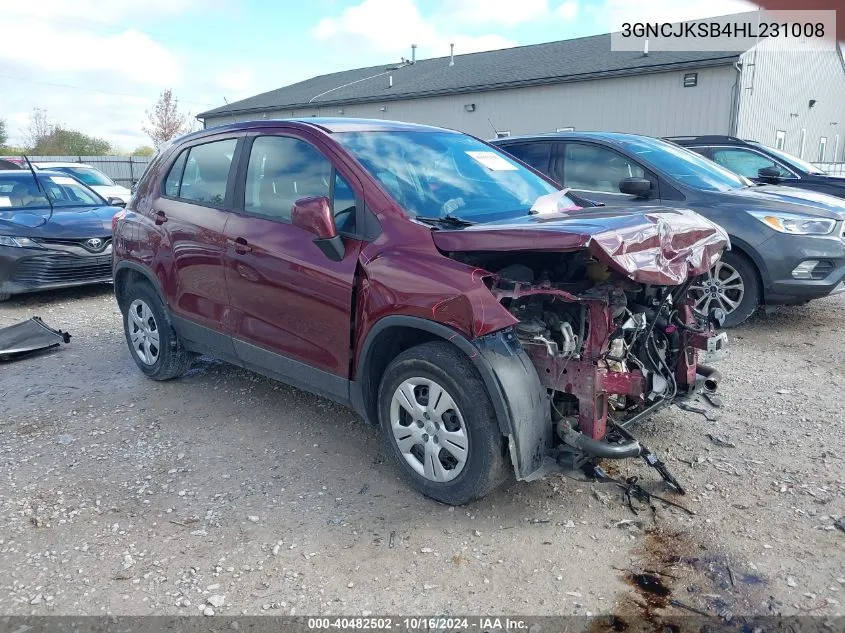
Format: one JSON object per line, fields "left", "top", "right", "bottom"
{"left": 748, "top": 211, "right": 836, "bottom": 235}
{"left": 0, "top": 235, "right": 41, "bottom": 248}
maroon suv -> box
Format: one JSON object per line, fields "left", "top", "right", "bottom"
{"left": 113, "top": 118, "right": 728, "bottom": 504}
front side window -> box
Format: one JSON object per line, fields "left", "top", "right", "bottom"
{"left": 336, "top": 131, "right": 561, "bottom": 223}
{"left": 244, "top": 136, "right": 355, "bottom": 232}
{"left": 560, "top": 143, "right": 646, "bottom": 193}
{"left": 711, "top": 148, "right": 792, "bottom": 179}
{"left": 503, "top": 142, "right": 552, "bottom": 173}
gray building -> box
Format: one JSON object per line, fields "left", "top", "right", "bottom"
{"left": 198, "top": 33, "right": 845, "bottom": 163}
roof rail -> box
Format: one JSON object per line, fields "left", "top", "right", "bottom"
{"left": 664, "top": 134, "right": 745, "bottom": 143}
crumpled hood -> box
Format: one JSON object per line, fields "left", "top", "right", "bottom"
{"left": 430, "top": 206, "right": 729, "bottom": 286}
{"left": 0, "top": 205, "right": 117, "bottom": 238}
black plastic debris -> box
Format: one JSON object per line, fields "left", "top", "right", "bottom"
{"left": 0, "top": 317, "right": 71, "bottom": 362}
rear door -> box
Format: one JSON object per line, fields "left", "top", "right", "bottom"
{"left": 222, "top": 131, "right": 364, "bottom": 397}
{"left": 551, "top": 141, "right": 660, "bottom": 207}
{"left": 153, "top": 135, "right": 241, "bottom": 354}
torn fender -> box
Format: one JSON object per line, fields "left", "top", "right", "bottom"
{"left": 431, "top": 206, "right": 729, "bottom": 286}
{"left": 474, "top": 329, "right": 552, "bottom": 481}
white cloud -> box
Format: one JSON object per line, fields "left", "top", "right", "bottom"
{"left": 443, "top": 0, "right": 550, "bottom": 26}
{"left": 601, "top": 0, "right": 758, "bottom": 30}
{"left": 5, "top": 0, "right": 202, "bottom": 24}
{"left": 215, "top": 67, "right": 257, "bottom": 96}
{"left": 0, "top": 21, "right": 181, "bottom": 85}
{"left": 557, "top": 1, "right": 579, "bottom": 20}
{"left": 313, "top": 0, "right": 516, "bottom": 58}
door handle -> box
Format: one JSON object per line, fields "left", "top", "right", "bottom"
{"left": 230, "top": 237, "right": 252, "bottom": 254}
{"left": 154, "top": 210, "right": 167, "bottom": 225}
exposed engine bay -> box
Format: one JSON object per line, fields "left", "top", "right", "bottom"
{"left": 453, "top": 249, "right": 728, "bottom": 492}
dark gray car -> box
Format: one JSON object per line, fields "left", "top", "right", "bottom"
{"left": 492, "top": 133, "right": 845, "bottom": 326}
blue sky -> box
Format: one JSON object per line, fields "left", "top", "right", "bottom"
{"left": 0, "top": 0, "right": 755, "bottom": 150}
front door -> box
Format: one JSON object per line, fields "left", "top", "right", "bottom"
{"left": 551, "top": 141, "right": 659, "bottom": 207}
{"left": 154, "top": 136, "right": 239, "bottom": 341}
{"left": 223, "top": 133, "right": 363, "bottom": 395}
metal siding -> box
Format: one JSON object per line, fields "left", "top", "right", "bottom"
{"left": 736, "top": 40, "right": 845, "bottom": 161}
{"left": 204, "top": 66, "right": 736, "bottom": 139}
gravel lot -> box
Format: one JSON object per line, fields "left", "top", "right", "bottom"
{"left": 1, "top": 285, "right": 843, "bottom": 620}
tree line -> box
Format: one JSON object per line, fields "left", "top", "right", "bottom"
{"left": 1, "top": 89, "right": 194, "bottom": 157}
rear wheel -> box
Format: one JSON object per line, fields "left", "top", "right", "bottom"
{"left": 690, "top": 251, "right": 760, "bottom": 327}
{"left": 377, "top": 341, "right": 508, "bottom": 505}
{"left": 120, "top": 282, "right": 192, "bottom": 380}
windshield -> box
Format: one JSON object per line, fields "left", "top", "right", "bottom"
{"left": 619, "top": 136, "right": 749, "bottom": 192}
{"left": 335, "top": 130, "right": 562, "bottom": 222}
{"left": 57, "top": 166, "right": 116, "bottom": 186}
{"left": 756, "top": 145, "right": 826, "bottom": 175}
{"left": 0, "top": 173, "right": 105, "bottom": 211}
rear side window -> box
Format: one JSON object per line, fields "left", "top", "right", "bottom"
{"left": 163, "top": 138, "right": 237, "bottom": 204}
{"left": 164, "top": 150, "right": 187, "bottom": 197}
{"left": 502, "top": 142, "right": 552, "bottom": 173}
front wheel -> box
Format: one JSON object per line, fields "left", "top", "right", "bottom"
{"left": 690, "top": 251, "right": 760, "bottom": 327}
{"left": 377, "top": 341, "right": 509, "bottom": 505}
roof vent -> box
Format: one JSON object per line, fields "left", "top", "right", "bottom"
{"left": 411, "top": 44, "right": 417, "bottom": 64}
{"left": 643, "top": 39, "right": 649, "bottom": 57}
{"left": 449, "top": 43, "right": 455, "bottom": 67}
{"left": 389, "top": 74, "right": 393, "bottom": 88}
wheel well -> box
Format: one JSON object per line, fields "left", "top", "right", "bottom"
{"left": 114, "top": 267, "right": 155, "bottom": 309}
{"left": 359, "top": 326, "right": 442, "bottom": 425}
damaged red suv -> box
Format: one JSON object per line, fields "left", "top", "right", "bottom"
{"left": 113, "top": 119, "right": 728, "bottom": 504}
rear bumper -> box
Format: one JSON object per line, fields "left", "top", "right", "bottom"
{"left": 0, "top": 246, "right": 114, "bottom": 297}
{"left": 758, "top": 231, "right": 845, "bottom": 304}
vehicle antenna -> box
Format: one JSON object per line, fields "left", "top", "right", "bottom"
{"left": 22, "top": 155, "right": 54, "bottom": 224}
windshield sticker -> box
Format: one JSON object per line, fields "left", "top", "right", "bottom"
{"left": 0, "top": 197, "right": 11, "bottom": 207}
{"left": 530, "top": 189, "right": 583, "bottom": 215}
{"left": 465, "top": 151, "right": 518, "bottom": 171}
{"left": 50, "top": 176, "right": 77, "bottom": 185}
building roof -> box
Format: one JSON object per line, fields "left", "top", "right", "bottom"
{"left": 199, "top": 33, "right": 739, "bottom": 119}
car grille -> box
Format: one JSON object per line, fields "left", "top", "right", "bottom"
{"left": 33, "top": 237, "right": 112, "bottom": 253}
{"left": 11, "top": 254, "right": 113, "bottom": 285}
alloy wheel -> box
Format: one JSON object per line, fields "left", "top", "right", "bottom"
{"left": 127, "top": 299, "right": 160, "bottom": 365}
{"left": 389, "top": 377, "right": 469, "bottom": 483}
{"left": 690, "top": 260, "right": 745, "bottom": 316}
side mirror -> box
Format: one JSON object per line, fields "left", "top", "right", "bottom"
{"left": 758, "top": 166, "right": 780, "bottom": 180}
{"left": 107, "top": 197, "right": 126, "bottom": 207}
{"left": 619, "top": 177, "right": 652, "bottom": 198}
{"left": 291, "top": 196, "right": 344, "bottom": 261}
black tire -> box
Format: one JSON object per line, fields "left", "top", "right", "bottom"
{"left": 719, "top": 251, "right": 761, "bottom": 327}
{"left": 691, "top": 250, "right": 760, "bottom": 328}
{"left": 120, "top": 281, "right": 192, "bottom": 380}
{"left": 377, "top": 341, "right": 509, "bottom": 505}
